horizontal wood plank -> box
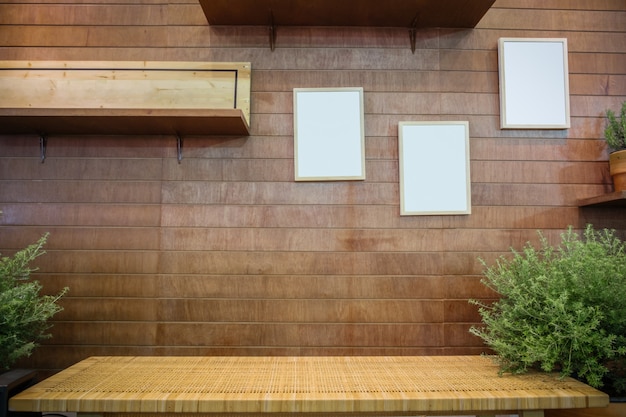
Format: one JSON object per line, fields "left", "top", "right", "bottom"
{"left": 56, "top": 298, "right": 445, "bottom": 323}
{"left": 158, "top": 251, "right": 444, "bottom": 275}
{"left": 47, "top": 322, "right": 446, "bottom": 347}
{"left": 37, "top": 274, "right": 447, "bottom": 299}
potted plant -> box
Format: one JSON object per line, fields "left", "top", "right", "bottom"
{"left": 469, "top": 225, "right": 626, "bottom": 416}
{"left": 0, "top": 232, "right": 68, "bottom": 370}
{"left": 604, "top": 101, "right": 626, "bottom": 192}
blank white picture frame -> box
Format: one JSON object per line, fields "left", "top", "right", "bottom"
{"left": 293, "top": 87, "right": 365, "bottom": 181}
{"left": 498, "top": 38, "right": 570, "bottom": 129}
{"left": 399, "top": 121, "right": 471, "bottom": 216}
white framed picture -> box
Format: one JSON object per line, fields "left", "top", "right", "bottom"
{"left": 293, "top": 87, "right": 365, "bottom": 181}
{"left": 498, "top": 38, "right": 570, "bottom": 129}
{"left": 399, "top": 121, "right": 471, "bottom": 216}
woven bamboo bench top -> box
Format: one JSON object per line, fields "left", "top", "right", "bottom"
{"left": 9, "top": 355, "right": 608, "bottom": 416}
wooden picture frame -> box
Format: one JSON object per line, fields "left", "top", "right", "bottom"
{"left": 498, "top": 38, "right": 570, "bottom": 129}
{"left": 399, "top": 121, "right": 471, "bottom": 216}
{"left": 293, "top": 87, "right": 365, "bottom": 181}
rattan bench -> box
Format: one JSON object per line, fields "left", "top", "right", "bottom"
{"left": 9, "top": 356, "right": 609, "bottom": 417}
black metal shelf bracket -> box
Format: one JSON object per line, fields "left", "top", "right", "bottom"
{"left": 176, "top": 133, "right": 183, "bottom": 163}
{"left": 409, "top": 13, "right": 420, "bottom": 54}
{"left": 269, "top": 9, "right": 276, "bottom": 51}
{"left": 39, "top": 134, "right": 47, "bottom": 163}
{"left": 32, "top": 133, "right": 187, "bottom": 163}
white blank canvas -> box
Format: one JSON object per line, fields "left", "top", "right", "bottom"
{"left": 498, "top": 38, "right": 570, "bottom": 129}
{"left": 399, "top": 121, "right": 471, "bottom": 216}
{"left": 294, "top": 88, "right": 365, "bottom": 181}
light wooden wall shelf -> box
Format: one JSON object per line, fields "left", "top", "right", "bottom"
{"left": 0, "top": 61, "right": 251, "bottom": 161}
{"left": 198, "top": 0, "right": 495, "bottom": 51}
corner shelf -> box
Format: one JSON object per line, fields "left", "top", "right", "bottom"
{"left": 578, "top": 191, "right": 626, "bottom": 207}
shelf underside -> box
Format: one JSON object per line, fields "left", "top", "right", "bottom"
{"left": 579, "top": 191, "right": 626, "bottom": 207}
{"left": 0, "top": 108, "right": 250, "bottom": 137}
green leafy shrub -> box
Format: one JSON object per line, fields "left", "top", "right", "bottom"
{"left": 470, "top": 225, "right": 626, "bottom": 395}
{"left": 0, "top": 233, "right": 68, "bottom": 370}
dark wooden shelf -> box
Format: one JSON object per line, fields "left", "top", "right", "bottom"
{"left": 199, "top": 0, "right": 496, "bottom": 28}
{"left": 0, "top": 108, "right": 250, "bottom": 136}
{"left": 578, "top": 191, "right": 626, "bottom": 208}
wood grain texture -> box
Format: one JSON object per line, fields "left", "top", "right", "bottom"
{"left": 0, "top": 0, "right": 624, "bottom": 374}
{"left": 0, "top": 61, "right": 252, "bottom": 134}
{"left": 9, "top": 356, "right": 609, "bottom": 415}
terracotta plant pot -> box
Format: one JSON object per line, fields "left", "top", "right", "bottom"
{"left": 609, "top": 149, "right": 626, "bottom": 192}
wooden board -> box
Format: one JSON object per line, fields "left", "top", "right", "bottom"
{"left": 9, "top": 356, "right": 609, "bottom": 416}
{"left": 199, "top": 0, "right": 496, "bottom": 28}
{"left": 578, "top": 191, "right": 626, "bottom": 208}
{"left": 0, "top": 108, "right": 249, "bottom": 136}
{"left": 0, "top": 61, "right": 251, "bottom": 135}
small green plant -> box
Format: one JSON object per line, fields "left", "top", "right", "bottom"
{"left": 604, "top": 100, "right": 626, "bottom": 152}
{"left": 470, "top": 225, "right": 626, "bottom": 395}
{"left": 0, "top": 233, "right": 68, "bottom": 370}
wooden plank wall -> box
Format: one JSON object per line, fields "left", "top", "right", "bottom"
{"left": 0, "top": 0, "right": 625, "bottom": 374}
